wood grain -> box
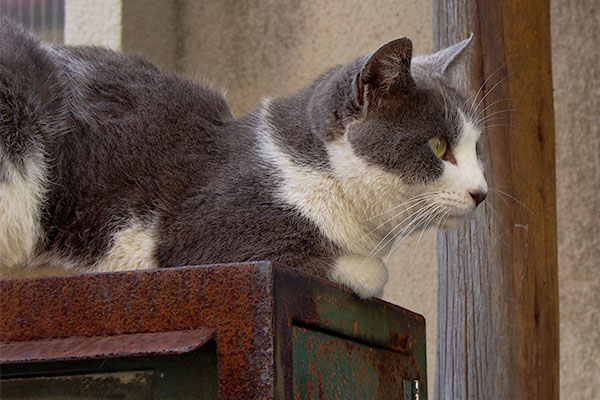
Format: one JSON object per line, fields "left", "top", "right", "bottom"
{"left": 434, "top": 1, "right": 559, "bottom": 399}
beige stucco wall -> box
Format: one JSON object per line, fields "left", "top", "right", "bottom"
{"left": 64, "top": 0, "right": 122, "bottom": 49}
{"left": 17, "top": 0, "right": 600, "bottom": 397}
{"left": 551, "top": 0, "right": 600, "bottom": 398}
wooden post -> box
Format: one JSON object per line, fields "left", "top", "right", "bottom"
{"left": 434, "top": 1, "right": 558, "bottom": 399}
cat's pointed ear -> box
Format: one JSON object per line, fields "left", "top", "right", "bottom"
{"left": 354, "top": 38, "right": 415, "bottom": 107}
{"left": 417, "top": 33, "right": 474, "bottom": 78}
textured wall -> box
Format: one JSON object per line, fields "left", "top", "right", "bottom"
{"left": 551, "top": 0, "right": 600, "bottom": 398}
{"left": 121, "top": 0, "right": 178, "bottom": 71}
{"left": 65, "top": 0, "right": 178, "bottom": 70}
{"left": 64, "top": 0, "right": 121, "bottom": 49}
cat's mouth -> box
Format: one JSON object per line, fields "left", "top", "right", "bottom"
{"left": 437, "top": 198, "right": 485, "bottom": 229}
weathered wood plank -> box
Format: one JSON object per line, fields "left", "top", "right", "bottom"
{"left": 434, "top": 0, "right": 559, "bottom": 399}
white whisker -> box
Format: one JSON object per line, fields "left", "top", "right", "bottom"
{"left": 488, "top": 188, "right": 534, "bottom": 215}
{"left": 409, "top": 204, "right": 447, "bottom": 261}
{"left": 484, "top": 124, "right": 514, "bottom": 129}
{"left": 467, "top": 64, "right": 506, "bottom": 112}
{"left": 363, "top": 191, "right": 440, "bottom": 221}
{"left": 477, "top": 97, "right": 511, "bottom": 118}
{"left": 483, "top": 201, "right": 506, "bottom": 231}
{"left": 476, "top": 109, "right": 517, "bottom": 125}
{"left": 358, "top": 197, "right": 430, "bottom": 244}
{"left": 472, "top": 73, "right": 513, "bottom": 117}
{"left": 385, "top": 202, "right": 445, "bottom": 259}
{"left": 479, "top": 116, "right": 509, "bottom": 125}
{"left": 364, "top": 202, "right": 440, "bottom": 264}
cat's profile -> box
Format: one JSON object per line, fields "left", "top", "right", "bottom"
{"left": 0, "top": 17, "right": 487, "bottom": 298}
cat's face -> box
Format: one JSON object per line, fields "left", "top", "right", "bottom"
{"left": 333, "top": 36, "right": 487, "bottom": 230}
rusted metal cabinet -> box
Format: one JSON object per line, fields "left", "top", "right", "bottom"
{"left": 0, "top": 262, "right": 426, "bottom": 399}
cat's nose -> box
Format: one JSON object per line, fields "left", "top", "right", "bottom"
{"left": 469, "top": 190, "right": 487, "bottom": 206}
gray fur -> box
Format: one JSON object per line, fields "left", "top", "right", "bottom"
{"left": 0, "top": 16, "right": 480, "bottom": 294}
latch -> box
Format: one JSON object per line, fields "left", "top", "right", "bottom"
{"left": 403, "top": 379, "right": 420, "bottom": 400}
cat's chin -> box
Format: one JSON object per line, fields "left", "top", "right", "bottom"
{"left": 438, "top": 212, "right": 475, "bottom": 230}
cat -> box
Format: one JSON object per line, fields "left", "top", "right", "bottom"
{"left": 0, "top": 16, "right": 487, "bottom": 298}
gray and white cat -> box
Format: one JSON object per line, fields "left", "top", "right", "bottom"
{"left": 0, "top": 17, "right": 487, "bottom": 298}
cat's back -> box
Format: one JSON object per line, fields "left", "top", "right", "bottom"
{"left": 0, "top": 15, "right": 235, "bottom": 143}
{"left": 0, "top": 15, "right": 239, "bottom": 189}
{"left": 0, "top": 17, "right": 245, "bottom": 271}
{"left": 45, "top": 44, "right": 235, "bottom": 130}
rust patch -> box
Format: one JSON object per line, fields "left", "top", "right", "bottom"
{"left": 0, "top": 263, "right": 275, "bottom": 399}
{"left": 2, "top": 261, "right": 428, "bottom": 399}
{"left": 0, "top": 328, "right": 214, "bottom": 364}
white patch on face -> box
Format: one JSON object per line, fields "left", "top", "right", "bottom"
{"left": 256, "top": 100, "right": 364, "bottom": 254}
{"left": 326, "top": 135, "right": 422, "bottom": 253}
{"left": 432, "top": 111, "right": 487, "bottom": 220}
{"left": 256, "top": 100, "right": 414, "bottom": 257}
{"left": 0, "top": 154, "right": 47, "bottom": 269}
{"left": 94, "top": 218, "right": 159, "bottom": 272}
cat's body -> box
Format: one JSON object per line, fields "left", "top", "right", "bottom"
{"left": 0, "top": 18, "right": 487, "bottom": 297}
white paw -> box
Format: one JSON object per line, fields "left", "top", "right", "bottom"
{"left": 329, "top": 255, "right": 388, "bottom": 299}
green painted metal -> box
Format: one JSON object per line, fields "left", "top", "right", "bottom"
{"left": 293, "top": 326, "right": 417, "bottom": 399}
{"left": 274, "top": 265, "right": 427, "bottom": 399}
{"left": 0, "top": 342, "right": 218, "bottom": 399}
{"left": 2, "top": 371, "right": 154, "bottom": 400}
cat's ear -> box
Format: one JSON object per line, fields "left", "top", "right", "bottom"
{"left": 354, "top": 38, "right": 415, "bottom": 107}
{"left": 416, "top": 33, "right": 474, "bottom": 79}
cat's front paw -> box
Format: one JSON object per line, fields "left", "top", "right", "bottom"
{"left": 329, "top": 255, "right": 388, "bottom": 299}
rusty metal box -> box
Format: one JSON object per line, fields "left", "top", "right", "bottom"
{"left": 0, "top": 262, "right": 426, "bottom": 399}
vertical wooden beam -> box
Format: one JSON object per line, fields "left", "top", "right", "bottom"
{"left": 434, "top": 1, "right": 558, "bottom": 399}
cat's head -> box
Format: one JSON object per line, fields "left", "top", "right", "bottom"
{"left": 321, "top": 35, "right": 487, "bottom": 229}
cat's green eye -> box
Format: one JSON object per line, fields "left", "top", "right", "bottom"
{"left": 428, "top": 136, "right": 448, "bottom": 158}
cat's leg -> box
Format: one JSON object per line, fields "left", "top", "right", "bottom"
{"left": 329, "top": 255, "right": 388, "bottom": 298}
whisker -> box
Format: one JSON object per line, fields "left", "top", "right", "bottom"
{"left": 483, "top": 124, "right": 514, "bottom": 129}
{"left": 449, "top": 86, "right": 459, "bottom": 119}
{"left": 363, "top": 192, "right": 440, "bottom": 221}
{"left": 483, "top": 201, "right": 507, "bottom": 231}
{"left": 441, "top": 209, "right": 453, "bottom": 227}
{"left": 386, "top": 203, "right": 445, "bottom": 259}
{"left": 477, "top": 97, "right": 512, "bottom": 117}
{"left": 370, "top": 203, "right": 439, "bottom": 258}
{"left": 365, "top": 202, "right": 440, "bottom": 263}
{"left": 358, "top": 198, "right": 430, "bottom": 243}
{"left": 434, "top": 209, "right": 453, "bottom": 236}
{"left": 489, "top": 226, "right": 513, "bottom": 251}
{"left": 436, "top": 80, "right": 450, "bottom": 121}
{"left": 478, "top": 116, "right": 509, "bottom": 125}
{"left": 409, "top": 205, "right": 447, "bottom": 261}
{"left": 488, "top": 188, "right": 534, "bottom": 215}
{"left": 472, "top": 73, "right": 513, "bottom": 117}
{"left": 467, "top": 64, "right": 506, "bottom": 113}
{"left": 476, "top": 109, "right": 517, "bottom": 125}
